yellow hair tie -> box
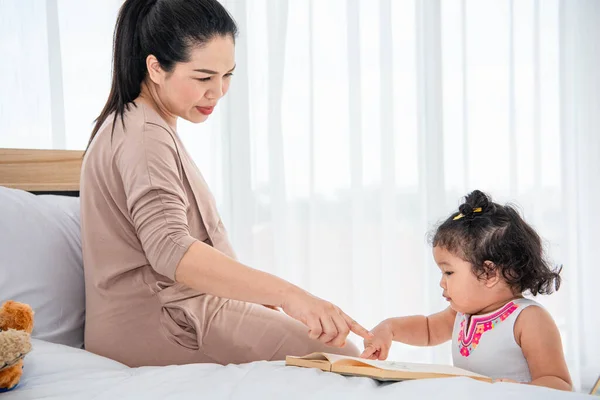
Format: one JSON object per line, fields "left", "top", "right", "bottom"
{"left": 453, "top": 207, "right": 482, "bottom": 220}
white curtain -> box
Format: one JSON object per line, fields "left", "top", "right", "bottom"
{"left": 1, "top": 0, "right": 599, "bottom": 391}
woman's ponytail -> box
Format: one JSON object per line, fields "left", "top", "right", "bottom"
{"left": 85, "top": 0, "right": 157, "bottom": 151}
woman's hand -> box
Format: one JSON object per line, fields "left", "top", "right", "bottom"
{"left": 281, "top": 288, "right": 372, "bottom": 347}
{"left": 360, "top": 320, "right": 394, "bottom": 360}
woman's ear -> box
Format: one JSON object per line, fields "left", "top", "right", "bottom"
{"left": 483, "top": 261, "right": 501, "bottom": 288}
{"left": 146, "top": 54, "right": 165, "bottom": 84}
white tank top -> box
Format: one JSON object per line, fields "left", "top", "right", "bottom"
{"left": 452, "top": 297, "right": 540, "bottom": 382}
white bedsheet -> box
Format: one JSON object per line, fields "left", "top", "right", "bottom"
{"left": 3, "top": 340, "right": 589, "bottom": 400}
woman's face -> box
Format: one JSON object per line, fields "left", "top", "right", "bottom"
{"left": 156, "top": 35, "right": 235, "bottom": 124}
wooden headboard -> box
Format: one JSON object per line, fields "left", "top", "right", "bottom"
{"left": 0, "top": 148, "right": 83, "bottom": 194}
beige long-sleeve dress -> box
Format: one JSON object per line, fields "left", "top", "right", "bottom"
{"left": 80, "top": 101, "right": 357, "bottom": 367}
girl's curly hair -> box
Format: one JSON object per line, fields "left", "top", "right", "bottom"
{"left": 430, "top": 190, "right": 562, "bottom": 295}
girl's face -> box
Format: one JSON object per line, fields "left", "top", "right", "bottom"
{"left": 150, "top": 35, "right": 235, "bottom": 124}
{"left": 433, "top": 246, "right": 500, "bottom": 315}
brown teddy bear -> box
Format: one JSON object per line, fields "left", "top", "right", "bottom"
{"left": 0, "top": 301, "right": 34, "bottom": 392}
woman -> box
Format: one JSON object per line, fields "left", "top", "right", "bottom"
{"left": 80, "top": 0, "right": 369, "bottom": 367}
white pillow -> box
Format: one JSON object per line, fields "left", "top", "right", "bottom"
{"left": 0, "top": 186, "right": 84, "bottom": 348}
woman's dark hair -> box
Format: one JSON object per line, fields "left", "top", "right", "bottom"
{"left": 430, "top": 190, "right": 562, "bottom": 296}
{"left": 86, "top": 0, "right": 238, "bottom": 151}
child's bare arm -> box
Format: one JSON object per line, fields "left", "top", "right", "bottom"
{"left": 514, "top": 306, "right": 572, "bottom": 391}
{"left": 424, "top": 307, "right": 457, "bottom": 345}
{"left": 361, "top": 307, "right": 456, "bottom": 359}
{"left": 386, "top": 307, "right": 456, "bottom": 346}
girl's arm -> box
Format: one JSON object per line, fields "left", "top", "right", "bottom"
{"left": 389, "top": 307, "right": 456, "bottom": 346}
{"left": 361, "top": 307, "right": 456, "bottom": 359}
{"left": 513, "top": 306, "right": 572, "bottom": 391}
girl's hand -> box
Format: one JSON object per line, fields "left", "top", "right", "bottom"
{"left": 360, "top": 320, "right": 394, "bottom": 360}
{"left": 281, "top": 288, "right": 372, "bottom": 347}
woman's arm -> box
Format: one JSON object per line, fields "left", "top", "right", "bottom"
{"left": 175, "top": 241, "right": 371, "bottom": 346}
{"left": 115, "top": 124, "right": 371, "bottom": 347}
{"left": 513, "top": 306, "right": 572, "bottom": 391}
{"left": 176, "top": 241, "right": 296, "bottom": 307}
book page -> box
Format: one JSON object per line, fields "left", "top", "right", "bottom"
{"left": 287, "top": 353, "right": 331, "bottom": 362}
{"left": 315, "top": 353, "right": 488, "bottom": 379}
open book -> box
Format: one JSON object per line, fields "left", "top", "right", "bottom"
{"left": 285, "top": 352, "right": 491, "bottom": 382}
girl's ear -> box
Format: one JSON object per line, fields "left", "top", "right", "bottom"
{"left": 483, "top": 261, "right": 501, "bottom": 288}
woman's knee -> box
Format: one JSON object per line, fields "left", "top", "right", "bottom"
{"left": 306, "top": 339, "right": 360, "bottom": 358}
{"left": 337, "top": 340, "right": 360, "bottom": 357}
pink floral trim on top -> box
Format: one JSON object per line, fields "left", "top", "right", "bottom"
{"left": 458, "top": 301, "right": 519, "bottom": 357}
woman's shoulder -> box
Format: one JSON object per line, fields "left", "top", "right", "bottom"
{"left": 83, "top": 102, "right": 184, "bottom": 181}
{"left": 116, "top": 101, "right": 172, "bottom": 137}
{"left": 88, "top": 102, "right": 172, "bottom": 150}
{"left": 103, "top": 102, "right": 178, "bottom": 155}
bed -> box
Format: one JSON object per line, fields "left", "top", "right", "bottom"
{"left": 0, "top": 148, "right": 593, "bottom": 399}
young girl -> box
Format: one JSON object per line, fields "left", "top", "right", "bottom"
{"left": 362, "top": 190, "right": 572, "bottom": 391}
